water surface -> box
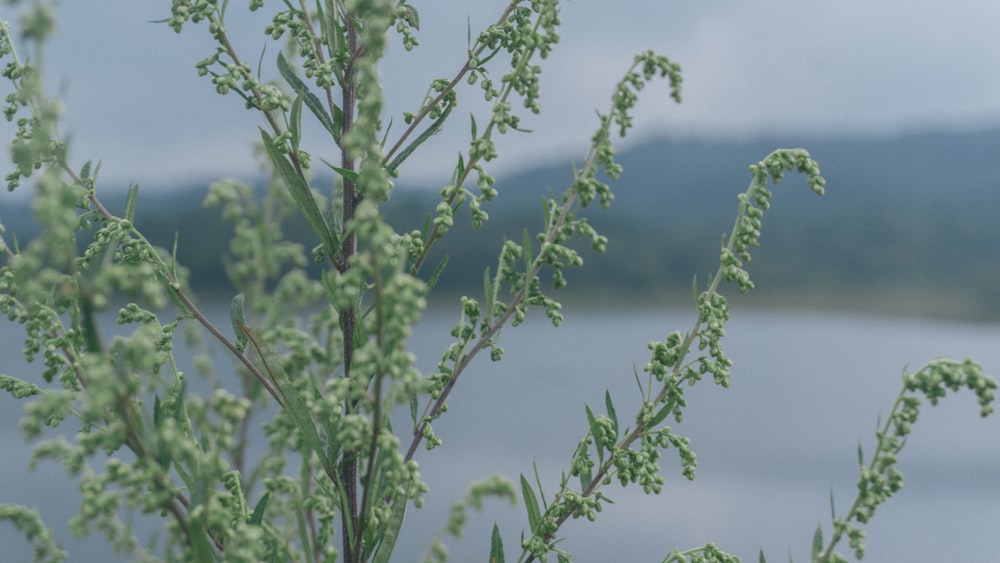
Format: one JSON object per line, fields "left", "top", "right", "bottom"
{"left": 2, "top": 306, "right": 998, "bottom": 561}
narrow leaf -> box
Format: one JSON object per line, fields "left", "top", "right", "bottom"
{"left": 632, "top": 364, "right": 645, "bottom": 397}
{"left": 289, "top": 94, "right": 303, "bottom": 151}
{"left": 490, "top": 523, "right": 505, "bottom": 563}
{"left": 170, "top": 232, "right": 181, "bottom": 282}
{"left": 319, "top": 158, "right": 359, "bottom": 183}
{"left": 532, "top": 460, "right": 548, "bottom": 508}
{"left": 421, "top": 212, "right": 432, "bottom": 240}
{"left": 153, "top": 395, "right": 163, "bottom": 428}
{"left": 811, "top": 523, "right": 823, "bottom": 562}
{"left": 585, "top": 404, "right": 604, "bottom": 465}
{"left": 521, "top": 228, "right": 533, "bottom": 269}
{"left": 171, "top": 381, "right": 186, "bottom": 424}
{"left": 409, "top": 390, "right": 419, "bottom": 428}
{"left": 483, "top": 266, "right": 494, "bottom": 317}
{"left": 80, "top": 160, "right": 92, "bottom": 180}
{"left": 576, "top": 443, "right": 593, "bottom": 491}
{"left": 321, "top": 0, "right": 341, "bottom": 63}
{"left": 856, "top": 440, "right": 864, "bottom": 467}
{"left": 648, "top": 401, "right": 674, "bottom": 428}
{"left": 248, "top": 492, "right": 270, "bottom": 525}
{"left": 276, "top": 52, "right": 341, "bottom": 142}
{"left": 231, "top": 293, "right": 248, "bottom": 353}
{"left": 188, "top": 518, "right": 216, "bottom": 562}
{"left": 237, "top": 320, "right": 331, "bottom": 477}
{"left": 372, "top": 495, "right": 407, "bottom": 563}
{"left": 829, "top": 483, "right": 836, "bottom": 521}
{"left": 124, "top": 183, "right": 139, "bottom": 224}
{"left": 759, "top": 548, "right": 767, "bottom": 563}
{"left": 386, "top": 99, "right": 454, "bottom": 175}
{"left": 153, "top": 395, "right": 172, "bottom": 471}
{"left": 519, "top": 474, "right": 541, "bottom": 535}
{"left": 260, "top": 128, "right": 337, "bottom": 256}
{"left": 605, "top": 389, "right": 619, "bottom": 439}
{"left": 425, "top": 254, "right": 449, "bottom": 291}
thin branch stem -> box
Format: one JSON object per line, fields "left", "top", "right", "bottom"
{"left": 521, "top": 180, "right": 763, "bottom": 561}
{"left": 339, "top": 13, "right": 361, "bottom": 563}
{"left": 404, "top": 167, "right": 586, "bottom": 464}
{"left": 382, "top": 3, "right": 515, "bottom": 166}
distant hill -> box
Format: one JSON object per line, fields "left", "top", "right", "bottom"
{"left": 391, "top": 128, "right": 1000, "bottom": 319}
{"left": 2, "top": 128, "right": 998, "bottom": 320}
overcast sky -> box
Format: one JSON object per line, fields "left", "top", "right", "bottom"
{"left": 0, "top": 1, "right": 998, "bottom": 192}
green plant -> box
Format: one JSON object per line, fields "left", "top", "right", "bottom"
{"left": 0, "top": 2, "right": 994, "bottom": 562}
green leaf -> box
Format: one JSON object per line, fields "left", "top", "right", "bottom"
{"left": 153, "top": 395, "right": 172, "bottom": 471}
{"left": 829, "top": 483, "right": 837, "bottom": 522}
{"left": 648, "top": 400, "right": 673, "bottom": 428}
{"left": 171, "top": 382, "right": 186, "bottom": 425}
{"left": 585, "top": 404, "right": 604, "bottom": 465}
{"left": 386, "top": 98, "right": 454, "bottom": 175}
{"left": 237, "top": 320, "right": 332, "bottom": 478}
{"left": 124, "top": 183, "right": 139, "bottom": 224}
{"left": 605, "top": 389, "right": 619, "bottom": 439}
{"left": 425, "top": 254, "right": 449, "bottom": 291}
{"left": 632, "top": 364, "right": 645, "bottom": 397}
{"left": 260, "top": 128, "right": 337, "bottom": 257}
{"left": 520, "top": 474, "right": 541, "bottom": 535}
{"left": 170, "top": 232, "right": 181, "bottom": 282}
{"left": 248, "top": 492, "right": 270, "bottom": 525}
{"left": 576, "top": 442, "right": 593, "bottom": 491}
{"left": 152, "top": 395, "right": 163, "bottom": 427}
{"left": 856, "top": 440, "right": 864, "bottom": 467}
{"left": 188, "top": 517, "right": 217, "bottom": 562}
{"left": 319, "top": 158, "right": 359, "bottom": 183}
{"left": 80, "top": 160, "right": 92, "bottom": 180}
{"left": 521, "top": 228, "right": 533, "bottom": 270}
{"left": 276, "top": 52, "right": 341, "bottom": 142}
{"left": 289, "top": 94, "right": 303, "bottom": 151}
{"left": 408, "top": 390, "right": 419, "bottom": 427}
{"left": 231, "top": 293, "right": 248, "bottom": 353}
{"left": 490, "top": 523, "right": 505, "bottom": 563}
{"left": 420, "top": 213, "right": 432, "bottom": 239}
{"left": 811, "top": 523, "right": 823, "bottom": 562}
{"left": 372, "top": 495, "right": 407, "bottom": 563}
{"left": 532, "top": 460, "right": 548, "bottom": 508}
{"left": 320, "top": 0, "right": 342, "bottom": 64}
{"left": 483, "top": 266, "right": 495, "bottom": 317}
{"left": 278, "top": 53, "right": 343, "bottom": 143}
{"left": 759, "top": 548, "right": 767, "bottom": 563}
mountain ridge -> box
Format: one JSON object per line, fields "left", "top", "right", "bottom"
{"left": 2, "top": 127, "right": 997, "bottom": 320}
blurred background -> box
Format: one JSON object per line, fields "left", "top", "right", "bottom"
{"left": 1, "top": 1, "right": 999, "bottom": 561}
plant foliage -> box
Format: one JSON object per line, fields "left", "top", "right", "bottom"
{"left": 0, "top": 1, "right": 994, "bottom": 562}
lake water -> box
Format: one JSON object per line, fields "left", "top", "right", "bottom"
{"left": 2, "top": 305, "right": 999, "bottom": 561}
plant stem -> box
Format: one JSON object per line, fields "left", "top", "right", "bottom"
{"left": 521, "top": 181, "right": 757, "bottom": 561}
{"left": 338, "top": 14, "right": 361, "bottom": 563}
